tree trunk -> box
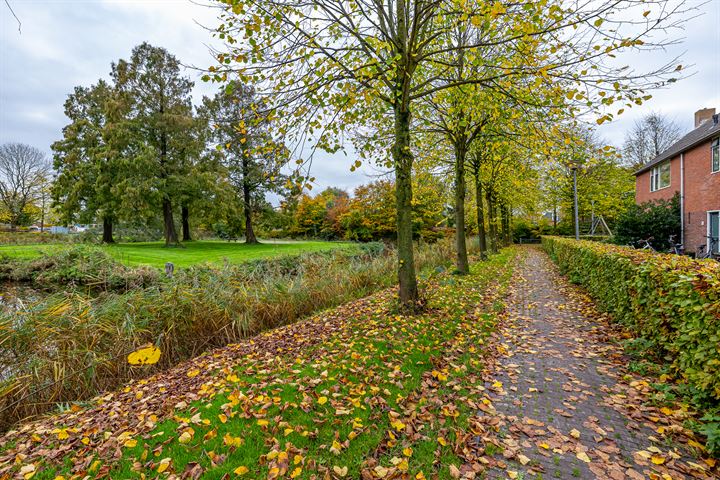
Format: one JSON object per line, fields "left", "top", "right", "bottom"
{"left": 505, "top": 204, "right": 512, "bottom": 245}
{"left": 474, "top": 174, "right": 487, "bottom": 255}
{"left": 181, "top": 205, "right": 191, "bottom": 242}
{"left": 393, "top": 104, "right": 419, "bottom": 308}
{"left": 40, "top": 196, "right": 45, "bottom": 233}
{"left": 453, "top": 143, "right": 469, "bottom": 274}
{"left": 486, "top": 188, "right": 498, "bottom": 253}
{"left": 102, "top": 217, "right": 115, "bottom": 244}
{"left": 242, "top": 155, "right": 258, "bottom": 244}
{"left": 500, "top": 202, "right": 509, "bottom": 246}
{"left": 163, "top": 198, "right": 179, "bottom": 246}
{"left": 159, "top": 120, "right": 178, "bottom": 246}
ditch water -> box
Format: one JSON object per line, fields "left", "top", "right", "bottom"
{"left": 0, "top": 282, "right": 41, "bottom": 313}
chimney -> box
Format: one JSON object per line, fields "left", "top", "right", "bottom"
{"left": 695, "top": 107, "right": 716, "bottom": 128}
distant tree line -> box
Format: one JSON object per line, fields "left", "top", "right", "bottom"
{"left": 51, "top": 43, "right": 286, "bottom": 246}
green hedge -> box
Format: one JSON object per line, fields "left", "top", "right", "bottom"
{"left": 542, "top": 236, "right": 720, "bottom": 401}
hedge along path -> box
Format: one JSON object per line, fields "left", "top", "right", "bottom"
{"left": 541, "top": 236, "right": 720, "bottom": 403}
{"left": 0, "top": 250, "right": 518, "bottom": 479}
{"left": 466, "top": 246, "right": 717, "bottom": 479}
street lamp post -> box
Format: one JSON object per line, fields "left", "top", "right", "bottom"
{"left": 572, "top": 165, "right": 579, "bottom": 240}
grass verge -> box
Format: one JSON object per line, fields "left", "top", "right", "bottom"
{"left": 0, "top": 248, "right": 516, "bottom": 479}
{"left": 0, "top": 240, "right": 355, "bottom": 269}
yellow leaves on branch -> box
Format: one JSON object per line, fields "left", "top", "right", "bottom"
{"left": 127, "top": 345, "right": 161, "bottom": 366}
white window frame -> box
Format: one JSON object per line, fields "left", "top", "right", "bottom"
{"left": 712, "top": 138, "right": 720, "bottom": 174}
{"left": 707, "top": 210, "right": 720, "bottom": 254}
{"left": 650, "top": 161, "right": 671, "bottom": 192}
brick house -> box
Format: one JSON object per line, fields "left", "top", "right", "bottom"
{"left": 634, "top": 108, "right": 720, "bottom": 254}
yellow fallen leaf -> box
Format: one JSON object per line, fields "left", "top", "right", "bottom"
{"left": 576, "top": 451, "right": 591, "bottom": 463}
{"left": 224, "top": 433, "right": 243, "bottom": 447}
{"left": 390, "top": 419, "right": 405, "bottom": 431}
{"left": 257, "top": 419, "right": 269, "bottom": 426}
{"left": 403, "top": 447, "right": 413, "bottom": 457}
{"left": 157, "top": 457, "right": 171, "bottom": 473}
{"left": 374, "top": 466, "right": 389, "bottom": 478}
{"left": 415, "top": 472, "right": 426, "bottom": 480}
{"left": 178, "top": 428, "right": 194, "bottom": 444}
{"left": 127, "top": 345, "right": 161, "bottom": 366}
{"left": 186, "top": 369, "right": 200, "bottom": 378}
{"left": 570, "top": 428, "right": 581, "bottom": 439}
{"left": 19, "top": 464, "right": 35, "bottom": 480}
{"left": 651, "top": 455, "right": 666, "bottom": 465}
{"left": 518, "top": 454, "right": 531, "bottom": 465}
{"left": 330, "top": 439, "right": 342, "bottom": 454}
{"left": 123, "top": 439, "right": 137, "bottom": 448}
{"left": 318, "top": 396, "right": 328, "bottom": 405}
{"left": 234, "top": 465, "right": 249, "bottom": 475}
{"left": 688, "top": 439, "right": 706, "bottom": 450}
{"left": 438, "top": 437, "right": 448, "bottom": 446}
{"left": 332, "top": 466, "right": 348, "bottom": 477}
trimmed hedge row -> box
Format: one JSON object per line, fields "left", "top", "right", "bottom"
{"left": 542, "top": 236, "right": 720, "bottom": 401}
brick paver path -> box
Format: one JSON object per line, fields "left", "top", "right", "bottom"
{"left": 474, "top": 247, "right": 715, "bottom": 479}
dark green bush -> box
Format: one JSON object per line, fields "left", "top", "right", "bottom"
{"left": 613, "top": 193, "right": 680, "bottom": 250}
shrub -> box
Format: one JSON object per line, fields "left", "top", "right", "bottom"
{"left": 0, "top": 232, "right": 81, "bottom": 245}
{"left": 613, "top": 193, "right": 680, "bottom": 250}
{"left": 0, "top": 245, "right": 159, "bottom": 292}
{"left": 542, "top": 236, "right": 720, "bottom": 405}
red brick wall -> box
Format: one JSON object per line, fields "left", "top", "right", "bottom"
{"left": 635, "top": 139, "right": 720, "bottom": 253}
{"left": 635, "top": 156, "right": 680, "bottom": 204}
{"left": 682, "top": 140, "right": 720, "bottom": 253}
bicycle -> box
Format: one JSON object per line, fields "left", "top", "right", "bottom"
{"left": 668, "top": 235, "right": 683, "bottom": 255}
{"left": 636, "top": 236, "right": 656, "bottom": 251}
{"left": 697, "top": 236, "right": 719, "bottom": 259}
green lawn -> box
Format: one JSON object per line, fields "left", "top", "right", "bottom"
{"left": 0, "top": 240, "right": 355, "bottom": 268}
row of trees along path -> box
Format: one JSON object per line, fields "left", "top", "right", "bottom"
{"left": 210, "top": 0, "right": 692, "bottom": 309}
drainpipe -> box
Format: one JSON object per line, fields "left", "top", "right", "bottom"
{"left": 680, "top": 153, "right": 685, "bottom": 247}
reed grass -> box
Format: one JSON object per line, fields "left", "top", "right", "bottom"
{"left": 0, "top": 239, "right": 471, "bottom": 430}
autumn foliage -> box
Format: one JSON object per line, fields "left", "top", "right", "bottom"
{"left": 543, "top": 236, "right": 720, "bottom": 402}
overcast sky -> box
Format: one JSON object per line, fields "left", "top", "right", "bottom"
{"left": 1, "top": 0, "right": 719, "bottom": 194}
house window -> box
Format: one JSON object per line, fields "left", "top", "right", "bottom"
{"left": 712, "top": 138, "right": 719, "bottom": 173}
{"left": 650, "top": 161, "right": 671, "bottom": 192}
